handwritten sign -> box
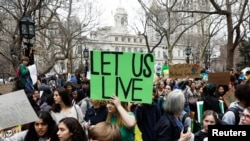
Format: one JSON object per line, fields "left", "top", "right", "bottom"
{"left": 0, "top": 90, "right": 38, "bottom": 130}
{"left": 169, "top": 64, "right": 201, "bottom": 78}
{"left": 223, "top": 88, "right": 236, "bottom": 108}
{"left": 208, "top": 72, "right": 230, "bottom": 85}
{"left": 0, "top": 125, "right": 21, "bottom": 138}
{"left": 90, "top": 51, "right": 154, "bottom": 104}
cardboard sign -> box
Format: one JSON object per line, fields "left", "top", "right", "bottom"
{"left": 0, "top": 125, "right": 21, "bottom": 138}
{"left": 90, "top": 51, "right": 154, "bottom": 104}
{"left": 0, "top": 90, "right": 38, "bottom": 130}
{"left": 223, "top": 88, "right": 236, "bottom": 108}
{"left": 169, "top": 64, "right": 201, "bottom": 78}
{"left": 208, "top": 72, "right": 231, "bottom": 85}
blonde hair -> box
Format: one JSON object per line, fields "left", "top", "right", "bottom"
{"left": 106, "top": 102, "right": 128, "bottom": 127}
{"left": 88, "top": 122, "right": 122, "bottom": 141}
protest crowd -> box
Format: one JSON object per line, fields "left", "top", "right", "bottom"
{"left": 1, "top": 56, "right": 250, "bottom": 141}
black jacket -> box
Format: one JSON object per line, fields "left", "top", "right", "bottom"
{"left": 155, "top": 113, "right": 182, "bottom": 141}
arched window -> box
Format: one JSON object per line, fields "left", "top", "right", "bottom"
{"left": 121, "top": 18, "right": 124, "bottom": 26}
{"left": 134, "top": 48, "right": 137, "bottom": 52}
{"left": 115, "top": 47, "right": 119, "bottom": 52}
{"left": 122, "top": 47, "right": 125, "bottom": 52}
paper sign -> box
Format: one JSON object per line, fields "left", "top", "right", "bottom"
{"left": 169, "top": 64, "right": 201, "bottom": 78}
{"left": 0, "top": 125, "right": 21, "bottom": 138}
{"left": 90, "top": 51, "right": 154, "bottom": 104}
{"left": 27, "top": 64, "right": 37, "bottom": 85}
{"left": 0, "top": 90, "right": 38, "bottom": 130}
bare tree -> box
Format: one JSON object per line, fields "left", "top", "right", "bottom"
{"left": 0, "top": 0, "right": 101, "bottom": 76}
{"left": 0, "top": 0, "right": 62, "bottom": 75}
{"left": 173, "top": 0, "right": 250, "bottom": 69}
{"left": 137, "top": 0, "right": 210, "bottom": 64}
{"left": 37, "top": 0, "right": 101, "bottom": 74}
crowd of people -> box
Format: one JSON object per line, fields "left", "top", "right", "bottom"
{"left": 1, "top": 57, "right": 250, "bottom": 141}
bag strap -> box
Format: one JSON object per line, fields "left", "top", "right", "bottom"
{"left": 182, "top": 113, "right": 189, "bottom": 124}
{"left": 227, "top": 107, "right": 240, "bottom": 125}
{"left": 74, "top": 105, "right": 79, "bottom": 120}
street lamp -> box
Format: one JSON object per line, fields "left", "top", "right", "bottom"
{"left": 19, "top": 2, "right": 35, "bottom": 65}
{"left": 185, "top": 45, "right": 191, "bottom": 64}
{"left": 83, "top": 47, "right": 89, "bottom": 77}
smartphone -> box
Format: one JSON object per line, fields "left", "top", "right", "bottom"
{"left": 183, "top": 126, "right": 189, "bottom": 133}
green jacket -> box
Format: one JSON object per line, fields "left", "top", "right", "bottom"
{"left": 19, "top": 63, "right": 30, "bottom": 87}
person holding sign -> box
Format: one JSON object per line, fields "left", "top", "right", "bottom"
{"left": 0, "top": 111, "right": 58, "bottom": 141}
{"left": 15, "top": 57, "right": 34, "bottom": 91}
{"left": 106, "top": 95, "right": 136, "bottom": 141}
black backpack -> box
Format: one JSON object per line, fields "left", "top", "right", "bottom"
{"left": 218, "top": 107, "right": 240, "bottom": 125}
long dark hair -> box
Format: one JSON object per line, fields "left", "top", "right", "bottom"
{"left": 51, "top": 87, "right": 72, "bottom": 112}
{"left": 24, "top": 111, "right": 58, "bottom": 141}
{"left": 59, "top": 117, "right": 87, "bottom": 141}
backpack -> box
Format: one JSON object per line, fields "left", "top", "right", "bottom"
{"left": 218, "top": 107, "right": 240, "bottom": 125}
{"left": 15, "top": 66, "right": 21, "bottom": 80}
{"left": 14, "top": 66, "right": 23, "bottom": 90}
{"left": 182, "top": 113, "right": 201, "bottom": 133}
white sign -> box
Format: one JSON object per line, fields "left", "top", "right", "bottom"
{"left": 27, "top": 64, "right": 37, "bottom": 85}
{"left": 0, "top": 90, "right": 38, "bottom": 130}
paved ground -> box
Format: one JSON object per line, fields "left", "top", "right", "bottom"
{"left": 0, "top": 83, "right": 14, "bottom": 94}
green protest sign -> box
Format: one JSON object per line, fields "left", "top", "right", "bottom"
{"left": 90, "top": 51, "right": 154, "bottom": 104}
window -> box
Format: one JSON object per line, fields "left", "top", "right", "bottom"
{"left": 134, "top": 38, "right": 136, "bottom": 42}
{"left": 158, "top": 51, "right": 160, "bottom": 58}
{"left": 121, "top": 18, "right": 124, "bottom": 26}
{"left": 122, "top": 38, "right": 125, "bottom": 42}
{"left": 115, "top": 47, "right": 119, "bottom": 52}
{"left": 115, "top": 37, "right": 118, "bottom": 41}
{"left": 77, "top": 46, "right": 82, "bottom": 54}
{"left": 140, "top": 39, "right": 142, "bottom": 43}
{"left": 128, "top": 38, "right": 130, "bottom": 42}
{"left": 128, "top": 47, "right": 131, "bottom": 52}
{"left": 178, "top": 50, "right": 180, "bottom": 57}
{"left": 122, "top": 47, "right": 125, "bottom": 52}
{"left": 134, "top": 48, "right": 137, "bottom": 52}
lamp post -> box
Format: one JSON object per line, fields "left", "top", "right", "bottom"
{"left": 83, "top": 47, "right": 89, "bottom": 78}
{"left": 19, "top": 1, "right": 35, "bottom": 65}
{"left": 185, "top": 45, "right": 191, "bottom": 64}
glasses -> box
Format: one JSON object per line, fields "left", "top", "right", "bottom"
{"left": 240, "top": 113, "right": 250, "bottom": 119}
